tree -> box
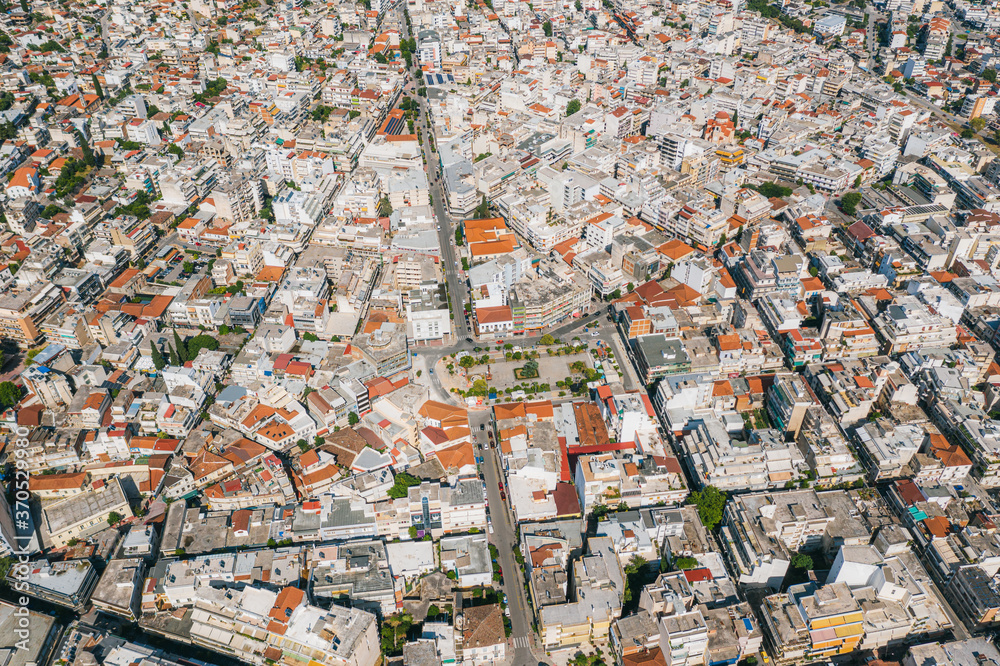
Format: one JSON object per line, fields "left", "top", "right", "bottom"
{"left": 91, "top": 73, "right": 104, "bottom": 99}
{"left": 753, "top": 182, "right": 793, "bottom": 198}
{"left": 387, "top": 472, "right": 421, "bottom": 499}
{"left": 426, "top": 604, "right": 440, "bottom": 618}
{"left": 543, "top": 20, "right": 552, "bottom": 36}
{"left": 622, "top": 555, "right": 648, "bottom": 604}
{"left": 19, "top": 0, "right": 28, "bottom": 14}
{"left": 674, "top": 556, "right": 698, "bottom": 570}
{"left": 565, "top": 99, "right": 581, "bottom": 116}
{"left": 186, "top": 334, "right": 220, "bottom": 360}
{"left": 348, "top": 412, "right": 360, "bottom": 426}
{"left": 168, "top": 344, "right": 180, "bottom": 366}
{"left": 840, "top": 192, "right": 862, "bottom": 216}
{"left": 475, "top": 195, "right": 489, "bottom": 219}
{"left": 690, "top": 485, "right": 726, "bottom": 530}
{"left": 791, "top": 553, "right": 814, "bottom": 571}
{"left": 380, "top": 612, "right": 413, "bottom": 656}
{"left": 961, "top": 128, "right": 976, "bottom": 140}
{"left": 853, "top": 174, "right": 862, "bottom": 189}
{"left": 302, "top": 332, "right": 319, "bottom": 342}
{"left": 183, "top": 261, "right": 194, "bottom": 273}
{"left": 459, "top": 355, "right": 476, "bottom": 369}
{"left": 0, "top": 382, "right": 21, "bottom": 409}
{"left": 984, "top": 68, "right": 998, "bottom": 83}
{"left": 173, "top": 329, "right": 186, "bottom": 362}
{"left": 77, "top": 131, "right": 98, "bottom": 168}
{"left": 150, "top": 343, "right": 167, "bottom": 371}
{"left": 107, "top": 511, "right": 123, "bottom": 526}
{"left": 539, "top": 334, "right": 556, "bottom": 345}
{"left": 42, "top": 204, "right": 65, "bottom": 218}
{"left": 972, "top": 117, "right": 987, "bottom": 133}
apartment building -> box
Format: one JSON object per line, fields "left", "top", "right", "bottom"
{"left": 42, "top": 478, "right": 133, "bottom": 548}
{"left": 539, "top": 537, "right": 624, "bottom": 649}
{"left": 211, "top": 171, "right": 264, "bottom": 225}
{"left": 871, "top": 296, "right": 958, "bottom": 353}
{"left": 0, "top": 281, "right": 65, "bottom": 346}
{"left": 722, "top": 490, "right": 869, "bottom": 589}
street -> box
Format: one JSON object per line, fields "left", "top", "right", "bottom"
{"left": 469, "top": 409, "right": 542, "bottom": 666}
{"left": 398, "top": 8, "right": 470, "bottom": 339}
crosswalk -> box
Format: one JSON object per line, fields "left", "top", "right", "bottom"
{"left": 511, "top": 636, "right": 530, "bottom": 649}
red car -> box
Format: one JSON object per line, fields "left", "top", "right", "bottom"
{"left": 500, "top": 492, "right": 506, "bottom": 502}
{"left": 498, "top": 482, "right": 503, "bottom": 491}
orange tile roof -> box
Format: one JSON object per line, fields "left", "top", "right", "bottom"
{"left": 436, "top": 441, "right": 476, "bottom": 470}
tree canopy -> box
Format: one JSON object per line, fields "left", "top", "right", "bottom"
{"left": 690, "top": 485, "right": 726, "bottom": 530}
{"left": 752, "top": 182, "right": 793, "bottom": 198}
{"left": 186, "top": 334, "right": 220, "bottom": 360}
{"left": 791, "top": 553, "right": 814, "bottom": 571}
{"left": 841, "top": 192, "right": 863, "bottom": 216}
{"left": 0, "top": 381, "right": 21, "bottom": 409}
{"left": 386, "top": 472, "right": 421, "bottom": 499}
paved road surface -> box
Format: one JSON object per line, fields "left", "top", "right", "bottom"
{"left": 398, "top": 9, "right": 470, "bottom": 338}
{"left": 470, "top": 409, "right": 543, "bottom": 666}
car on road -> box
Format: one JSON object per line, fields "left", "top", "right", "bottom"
{"left": 480, "top": 424, "right": 485, "bottom": 431}
{"left": 500, "top": 491, "right": 506, "bottom": 501}
{"left": 591, "top": 331, "right": 600, "bottom": 337}
{"left": 489, "top": 523, "right": 494, "bottom": 534}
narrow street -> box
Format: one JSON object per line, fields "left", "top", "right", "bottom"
{"left": 399, "top": 8, "right": 470, "bottom": 338}
{"left": 470, "top": 409, "right": 543, "bottom": 666}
